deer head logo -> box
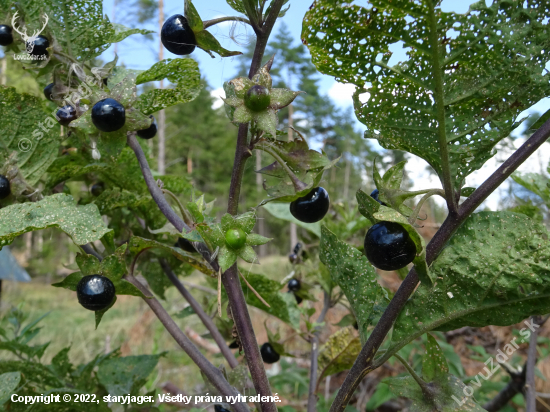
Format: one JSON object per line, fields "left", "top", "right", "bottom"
{"left": 11, "top": 12, "right": 49, "bottom": 54}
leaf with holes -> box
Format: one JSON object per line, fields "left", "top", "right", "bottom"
{"left": 136, "top": 59, "right": 202, "bottom": 115}
{"left": 0, "top": 87, "right": 60, "bottom": 189}
{"left": 320, "top": 226, "right": 389, "bottom": 344}
{"left": 389, "top": 212, "right": 550, "bottom": 356}
{"left": 317, "top": 326, "right": 361, "bottom": 383}
{"left": 303, "top": 0, "right": 550, "bottom": 192}
{"left": 0, "top": 372, "right": 20, "bottom": 406}
{"left": 0, "top": 194, "right": 111, "bottom": 248}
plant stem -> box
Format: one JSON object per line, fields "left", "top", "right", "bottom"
{"left": 162, "top": 188, "right": 194, "bottom": 227}
{"left": 393, "top": 353, "right": 435, "bottom": 401}
{"left": 483, "top": 363, "right": 527, "bottom": 412}
{"left": 159, "top": 258, "right": 238, "bottom": 369}
{"left": 525, "top": 315, "right": 542, "bottom": 412}
{"left": 125, "top": 274, "right": 249, "bottom": 412}
{"left": 80, "top": 244, "right": 103, "bottom": 261}
{"left": 329, "top": 118, "right": 550, "bottom": 412}
{"left": 203, "top": 16, "right": 252, "bottom": 29}
{"left": 307, "top": 291, "right": 331, "bottom": 412}
{"left": 126, "top": 133, "right": 219, "bottom": 272}
{"left": 426, "top": 0, "right": 457, "bottom": 214}
{"left": 257, "top": 144, "right": 308, "bottom": 192}
{"left": 221, "top": 3, "right": 286, "bottom": 412}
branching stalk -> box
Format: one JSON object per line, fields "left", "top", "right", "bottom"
{"left": 125, "top": 274, "right": 249, "bottom": 412}
{"left": 256, "top": 145, "right": 308, "bottom": 192}
{"left": 426, "top": 0, "right": 457, "bottom": 214}
{"left": 159, "top": 259, "right": 238, "bottom": 369}
{"left": 329, "top": 117, "right": 550, "bottom": 412}
{"left": 307, "top": 291, "right": 331, "bottom": 412}
{"left": 162, "top": 188, "right": 194, "bottom": 227}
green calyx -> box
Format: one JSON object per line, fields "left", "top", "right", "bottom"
{"left": 244, "top": 85, "right": 271, "bottom": 112}
{"left": 225, "top": 227, "right": 247, "bottom": 250}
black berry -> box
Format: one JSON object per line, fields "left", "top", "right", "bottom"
{"left": 76, "top": 275, "right": 116, "bottom": 311}
{"left": 161, "top": 15, "right": 196, "bottom": 55}
{"left": 91, "top": 98, "right": 126, "bottom": 132}
{"left": 27, "top": 35, "right": 49, "bottom": 58}
{"left": 214, "top": 406, "right": 231, "bottom": 412}
{"left": 353, "top": 321, "right": 358, "bottom": 330}
{"left": 0, "top": 175, "right": 11, "bottom": 199}
{"left": 290, "top": 187, "right": 330, "bottom": 223}
{"left": 56, "top": 105, "right": 77, "bottom": 126}
{"left": 44, "top": 83, "right": 54, "bottom": 101}
{"left": 289, "top": 291, "right": 303, "bottom": 305}
{"left": 288, "top": 253, "right": 298, "bottom": 264}
{"left": 0, "top": 25, "right": 13, "bottom": 46}
{"left": 175, "top": 237, "right": 196, "bottom": 253}
{"left": 137, "top": 115, "right": 157, "bottom": 139}
{"left": 293, "top": 242, "right": 303, "bottom": 255}
{"left": 228, "top": 341, "right": 239, "bottom": 349}
{"left": 260, "top": 342, "right": 280, "bottom": 364}
{"left": 244, "top": 85, "right": 270, "bottom": 112}
{"left": 364, "top": 221, "right": 416, "bottom": 271}
{"left": 370, "top": 189, "right": 387, "bottom": 206}
{"left": 288, "top": 278, "right": 301, "bottom": 292}
{"left": 90, "top": 183, "right": 104, "bottom": 197}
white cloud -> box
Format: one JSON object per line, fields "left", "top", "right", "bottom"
{"left": 328, "top": 82, "right": 356, "bottom": 106}
{"left": 210, "top": 87, "right": 225, "bottom": 109}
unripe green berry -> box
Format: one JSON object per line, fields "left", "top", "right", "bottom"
{"left": 225, "top": 228, "right": 247, "bottom": 250}
{"left": 244, "top": 85, "right": 270, "bottom": 112}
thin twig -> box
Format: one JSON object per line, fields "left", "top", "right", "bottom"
{"left": 80, "top": 243, "right": 103, "bottom": 261}
{"left": 203, "top": 16, "right": 252, "bottom": 29}
{"left": 124, "top": 273, "right": 249, "bottom": 412}
{"left": 483, "top": 362, "right": 527, "bottom": 412}
{"left": 526, "top": 315, "right": 542, "bottom": 412}
{"left": 239, "top": 270, "right": 271, "bottom": 307}
{"left": 162, "top": 188, "right": 194, "bottom": 227}
{"left": 159, "top": 259, "right": 238, "bottom": 368}
{"left": 307, "top": 291, "right": 331, "bottom": 412}
{"left": 329, "top": 118, "right": 550, "bottom": 412}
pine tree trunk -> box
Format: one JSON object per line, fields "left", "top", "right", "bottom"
{"left": 1, "top": 58, "right": 6, "bottom": 85}
{"left": 343, "top": 155, "right": 351, "bottom": 202}
{"left": 187, "top": 148, "right": 193, "bottom": 174}
{"left": 157, "top": 0, "right": 166, "bottom": 174}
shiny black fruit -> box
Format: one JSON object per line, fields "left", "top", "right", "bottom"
{"left": 288, "top": 278, "right": 301, "bottom": 292}
{"left": 289, "top": 187, "right": 330, "bottom": 223}
{"left": 175, "top": 237, "right": 195, "bottom": 253}
{"left": 0, "top": 25, "right": 13, "bottom": 46}
{"left": 90, "top": 183, "right": 104, "bottom": 197}
{"left": 288, "top": 253, "right": 298, "bottom": 264}
{"left": 56, "top": 105, "right": 77, "bottom": 126}
{"left": 214, "top": 406, "right": 231, "bottom": 412}
{"left": 228, "top": 341, "right": 239, "bottom": 349}
{"left": 27, "top": 35, "right": 49, "bottom": 58}
{"left": 44, "top": 83, "right": 54, "bottom": 101}
{"left": 370, "top": 189, "right": 387, "bottom": 206}
{"left": 0, "top": 175, "right": 11, "bottom": 199}
{"left": 244, "top": 85, "right": 270, "bottom": 112}
{"left": 161, "top": 15, "right": 196, "bottom": 55}
{"left": 137, "top": 115, "right": 157, "bottom": 139}
{"left": 260, "top": 342, "right": 280, "bottom": 364}
{"left": 76, "top": 274, "right": 116, "bottom": 311}
{"left": 293, "top": 242, "right": 303, "bottom": 254}
{"left": 92, "top": 98, "right": 126, "bottom": 132}
{"left": 364, "top": 221, "right": 416, "bottom": 271}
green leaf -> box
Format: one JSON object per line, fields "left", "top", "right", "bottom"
{"left": 320, "top": 226, "right": 389, "bottom": 344}
{"left": 390, "top": 211, "right": 550, "bottom": 354}
{"left": 218, "top": 245, "right": 238, "bottom": 272}
{"left": 174, "top": 306, "right": 196, "bottom": 319}
{"left": 107, "top": 23, "right": 154, "bottom": 43}
{"left": 0, "top": 194, "right": 111, "bottom": 248}
{"left": 97, "top": 354, "right": 163, "bottom": 396}
{"left": 422, "top": 334, "right": 448, "bottom": 382}
{"left": 383, "top": 373, "right": 486, "bottom": 412}
{"left": 136, "top": 59, "right": 202, "bottom": 114}
{"left": 129, "top": 236, "right": 215, "bottom": 276}
{"left": 237, "top": 272, "right": 301, "bottom": 329}
{"left": 511, "top": 172, "right": 550, "bottom": 203}
{"left": 263, "top": 202, "right": 321, "bottom": 237}
{"left": 246, "top": 233, "right": 271, "bottom": 246}
{"left": 226, "top": 0, "right": 246, "bottom": 13}
{"left": 93, "top": 189, "right": 150, "bottom": 214}
{"left": 303, "top": 0, "right": 550, "bottom": 192}
{"left": 317, "top": 326, "right": 361, "bottom": 382}
{"left": 139, "top": 259, "right": 175, "bottom": 300}
{"left": 0, "top": 87, "right": 60, "bottom": 188}
{"left": 194, "top": 30, "right": 243, "bottom": 58}
{"left": 184, "top": 0, "right": 204, "bottom": 31}
{"left": 0, "top": 372, "right": 21, "bottom": 406}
